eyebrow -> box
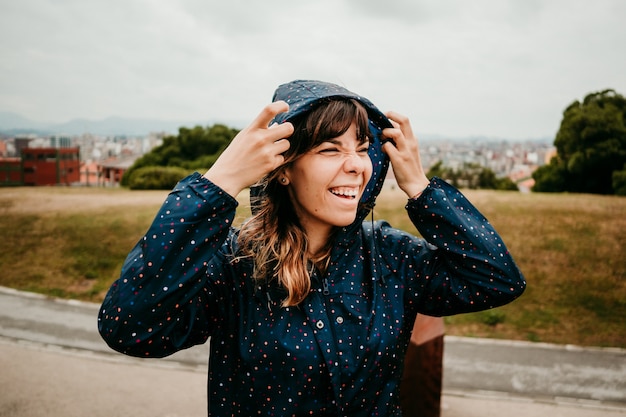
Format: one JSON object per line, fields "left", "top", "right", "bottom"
{"left": 322, "top": 138, "right": 369, "bottom": 147}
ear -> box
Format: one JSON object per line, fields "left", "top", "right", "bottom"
{"left": 278, "top": 169, "right": 291, "bottom": 186}
{"left": 278, "top": 171, "right": 290, "bottom": 185}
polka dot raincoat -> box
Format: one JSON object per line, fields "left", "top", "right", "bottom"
{"left": 98, "top": 80, "right": 526, "bottom": 416}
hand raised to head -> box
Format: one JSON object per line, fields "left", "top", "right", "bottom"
{"left": 204, "top": 101, "right": 294, "bottom": 197}
{"left": 382, "top": 111, "right": 430, "bottom": 199}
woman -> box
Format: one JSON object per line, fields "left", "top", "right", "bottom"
{"left": 98, "top": 80, "right": 526, "bottom": 416}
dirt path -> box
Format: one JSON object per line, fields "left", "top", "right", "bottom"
{"left": 0, "top": 187, "right": 170, "bottom": 214}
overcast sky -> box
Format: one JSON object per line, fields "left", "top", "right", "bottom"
{"left": 1, "top": 0, "right": 624, "bottom": 140}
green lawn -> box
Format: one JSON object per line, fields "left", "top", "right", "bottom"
{"left": 1, "top": 185, "right": 624, "bottom": 348}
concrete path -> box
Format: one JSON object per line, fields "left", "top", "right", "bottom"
{"left": 1, "top": 286, "right": 624, "bottom": 416}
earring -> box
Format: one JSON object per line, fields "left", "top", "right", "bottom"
{"left": 280, "top": 178, "right": 287, "bottom": 184}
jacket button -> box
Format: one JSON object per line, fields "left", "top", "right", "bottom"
{"left": 316, "top": 320, "right": 325, "bottom": 329}
{"left": 336, "top": 316, "right": 344, "bottom": 324}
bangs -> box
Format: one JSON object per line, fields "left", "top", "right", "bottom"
{"left": 307, "top": 99, "right": 372, "bottom": 146}
{"left": 285, "top": 99, "right": 372, "bottom": 159}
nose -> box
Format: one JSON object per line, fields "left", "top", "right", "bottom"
{"left": 343, "top": 152, "right": 367, "bottom": 174}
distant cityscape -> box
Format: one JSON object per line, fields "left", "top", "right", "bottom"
{"left": 0, "top": 123, "right": 555, "bottom": 191}
{"left": 419, "top": 137, "right": 555, "bottom": 192}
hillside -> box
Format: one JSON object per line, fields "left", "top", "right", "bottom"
{"left": 1, "top": 185, "right": 624, "bottom": 348}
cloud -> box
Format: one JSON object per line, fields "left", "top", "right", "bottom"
{"left": 1, "top": 0, "right": 625, "bottom": 139}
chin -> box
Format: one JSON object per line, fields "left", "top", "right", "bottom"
{"left": 333, "top": 213, "right": 358, "bottom": 228}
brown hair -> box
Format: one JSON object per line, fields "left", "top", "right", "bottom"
{"left": 236, "top": 98, "right": 371, "bottom": 306}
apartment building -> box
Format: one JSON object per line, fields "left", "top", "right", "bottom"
{"left": 0, "top": 147, "right": 81, "bottom": 186}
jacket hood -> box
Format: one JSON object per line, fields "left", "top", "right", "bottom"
{"left": 267, "top": 79, "right": 392, "bottom": 227}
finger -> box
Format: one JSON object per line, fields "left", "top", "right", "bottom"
{"left": 250, "top": 101, "right": 290, "bottom": 129}
{"left": 385, "top": 110, "right": 409, "bottom": 126}
{"left": 271, "top": 121, "right": 294, "bottom": 141}
{"left": 385, "top": 111, "right": 416, "bottom": 140}
{"left": 274, "top": 138, "right": 290, "bottom": 154}
{"left": 382, "top": 126, "right": 405, "bottom": 148}
{"left": 273, "top": 153, "right": 286, "bottom": 170}
{"left": 270, "top": 144, "right": 289, "bottom": 171}
{"left": 382, "top": 140, "right": 399, "bottom": 157}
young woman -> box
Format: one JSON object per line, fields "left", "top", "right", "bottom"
{"left": 98, "top": 80, "right": 526, "bottom": 416}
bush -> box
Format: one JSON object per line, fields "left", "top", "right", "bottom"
{"left": 613, "top": 165, "right": 626, "bottom": 196}
{"left": 127, "top": 166, "right": 190, "bottom": 190}
{"left": 121, "top": 123, "right": 238, "bottom": 186}
{"left": 479, "top": 309, "right": 507, "bottom": 326}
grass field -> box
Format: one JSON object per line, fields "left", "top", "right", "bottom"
{"left": 1, "top": 184, "right": 624, "bottom": 348}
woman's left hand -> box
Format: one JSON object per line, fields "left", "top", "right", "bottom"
{"left": 382, "top": 111, "right": 430, "bottom": 198}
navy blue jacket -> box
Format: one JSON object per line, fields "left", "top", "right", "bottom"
{"left": 98, "top": 80, "right": 526, "bottom": 416}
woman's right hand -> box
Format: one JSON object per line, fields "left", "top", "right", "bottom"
{"left": 203, "top": 101, "right": 293, "bottom": 197}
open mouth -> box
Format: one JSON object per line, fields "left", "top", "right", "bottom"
{"left": 329, "top": 187, "right": 359, "bottom": 199}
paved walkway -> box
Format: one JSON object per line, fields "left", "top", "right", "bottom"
{"left": 1, "top": 286, "right": 624, "bottom": 416}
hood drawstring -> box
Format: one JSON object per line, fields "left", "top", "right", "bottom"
{"left": 367, "top": 205, "right": 386, "bottom": 286}
{"left": 266, "top": 290, "right": 273, "bottom": 311}
{"left": 251, "top": 263, "right": 276, "bottom": 312}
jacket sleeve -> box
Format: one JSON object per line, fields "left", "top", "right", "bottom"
{"left": 403, "top": 177, "right": 526, "bottom": 316}
{"left": 97, "top": 172, "right": 238, "bottom": 357}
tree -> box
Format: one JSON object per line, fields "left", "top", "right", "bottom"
{"left": 121, "top": 124, "right": 239, "bottom": 187}
{"left": 426, "top": 160, "right": 445, "bottom": 179}
{"left": 426, "top": 160, "right": 518, "bottom": 191}
{"left": 531, "top": 158, "right": 568, "bottom": 193}
{"left": 532, "top": 89, "right": 626, "bottom": 195}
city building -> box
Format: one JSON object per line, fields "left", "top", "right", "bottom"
{"left": 21, "top": 147, "right": 81, "bottom": 186}
{"left": 0, "top": 157, "right": 21, "bottom": 185}
{"left": 0, "top": 147, "right": 81, "bottom": 186}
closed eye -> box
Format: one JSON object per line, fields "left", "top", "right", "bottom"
{"left": 315, "top": 146, "right": 343, "bottom": 156}
{"left": 316, "top": 146, "right": 369, "bottom": 156}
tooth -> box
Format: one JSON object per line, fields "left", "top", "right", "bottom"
{"left": 330, "top": 187, "right": 359, "bottom": 198}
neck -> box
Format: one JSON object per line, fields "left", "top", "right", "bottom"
{"left": 307, "top": 237, "right": 327, "bottom": 259}
{"left": 305, "top": 227, "right": 333, "bottom": 260}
